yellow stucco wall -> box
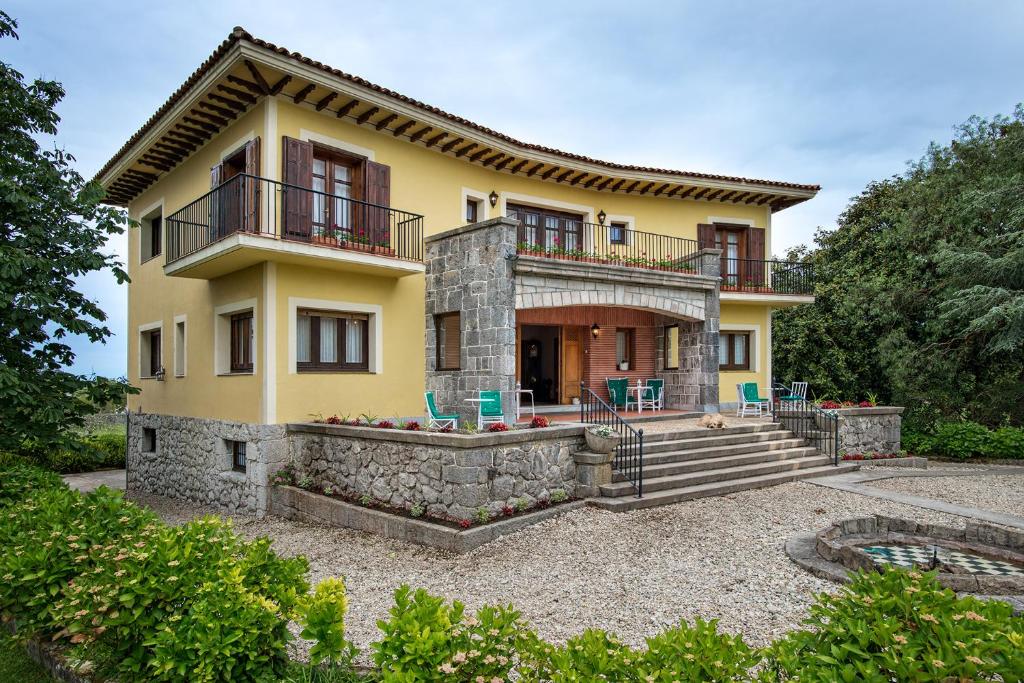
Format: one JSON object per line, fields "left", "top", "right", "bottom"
{"left": 125, "top": 96, "right": 782, "bottom": 423}
{"left": 718, "top": 302, "right": 772, "bottom": 404}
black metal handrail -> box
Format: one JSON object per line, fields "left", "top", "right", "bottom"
{"left": 580, "top": 381, "right": 644, "bottom": 497}
{"left": 772, "top": 398, "right": 839, "bottom": 464}
{"left": 720, "top": 258, "right": 814, "bottom": 295}
{"left": 513, "top": 218, "right": 702, "bottom": 275}
{"left": 166, "top": 173, "right": 424, "bottom": 264}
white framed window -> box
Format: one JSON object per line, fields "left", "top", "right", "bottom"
{"left": 214, "top": 299, "right": 257, "bottom": 376}
{"left": 461, "top": 187, "right": 488, "bottom": 224}
{"left": 719, "top": 323, "right": 761, "bottom": 372}
{"left": 288, "top": 297, "right": 382, "bottom": 374}
{"left": 173, "top": 315, "right": 187, "bottom": 377}
{"left": 139, "top": 201, "right": 164, "bottom": 264}
{"left": 138, "top": 320, "right": 163, "bottom": 379}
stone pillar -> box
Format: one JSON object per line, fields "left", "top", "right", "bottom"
{"left": 425, "top": 217, "right": 518, "bottom": 425}
{"left": 573, "top": 451, "right": 614, "bottom": 498}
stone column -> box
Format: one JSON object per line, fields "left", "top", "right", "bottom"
{"left": 425, "top": 217, "right": 518, "bottom": 425}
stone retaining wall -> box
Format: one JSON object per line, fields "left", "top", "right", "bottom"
{"left": 837, "top": 407, "right": 904, "bottom": 454}
{"left": 126, "top": 413, "right": 287, "bottom": 516}
{"left": 287, "top": 423, "right": 582, "bottom": 521}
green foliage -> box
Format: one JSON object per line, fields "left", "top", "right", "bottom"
{"left": 0, "top": 632, "right": 53, "bottom": 683}
{"left": 0, "top": 12, "right": 137, "bottom": 455}
{"left": 0, "top": 461, "right": 310, "bottom": 682}
{"left": 519, "top": 620, "right": 756, "bottom": 682}
{"left": 773, "top": 105, "right": 1024, "bottom": 429}
{"left": 906, "top": 420, "right": 1024, "bottom": 459}
{"left": 372, "top": 585, "right": 526, "bottom": 682}
{"left": 298, "top": 578, "right": 357, "bottom": 667}
{"left": 765, "top": 567, "right": 1024, "bottom": 681}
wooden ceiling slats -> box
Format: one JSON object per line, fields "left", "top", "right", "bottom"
{"left": 374, "top": 113, "right": 398, "bottom": 131}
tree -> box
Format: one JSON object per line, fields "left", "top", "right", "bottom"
{"left": 0, "top": 11, "right": 134, "bottom": 454}
{"left": 773, "top": 106, "right": 1024, "bottom": 429}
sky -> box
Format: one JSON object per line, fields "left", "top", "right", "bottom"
{"left": 5, "top": 0, "right": 1024, "bottom": 378}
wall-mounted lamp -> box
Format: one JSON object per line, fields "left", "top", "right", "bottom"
{"left": 488, "top": 190, "right": 499, "bottom": 207}
{"left": 590, "top": 323, "right": 601, "bottom": 339}
{"left": 597, "top": 209, "right": 607, "bottom": 225}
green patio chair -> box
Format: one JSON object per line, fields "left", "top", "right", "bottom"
{"left": 425, "top": 391, "right": 458, "bottom": 430}
{"left": 478, "top": 390, "right": 504, "bottom": 428}
{"left": 641, "top": 378, "right": 664, "bottom": 411}
{"left": 606, "top": 377, "right": 629, "bottom": 409}
{"left": 738, "top": 382, "right": 769, "bottom": 418}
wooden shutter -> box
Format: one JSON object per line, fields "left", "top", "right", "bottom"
{"left": 209, "top": 163, "right": 224, "bottom": 239}
{"left": 363, "top": 160, "right": 391, "bottom": 248}
{"left": 282, "top": 136, "right": 313, "bottom": 240}
{"left": 697, "top": 223, "right": 716, "bottom": 250}
{"left": 242, "top": 137, "right": 261, "bottom": 233}
{"left": 747, "top": 227, "right": 766, "bottom": 288}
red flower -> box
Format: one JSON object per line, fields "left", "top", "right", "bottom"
{"left": 376, "top": 420, "right": 395, "bottom": 429}
{"left": 487, "top": 422, "right": 509, "bottom": 432}
{"left": 326, "top": 415, "right": 342, "bottom": 425}
{"left": 858, "top": 400, "right": 875, "bottom": 408}
{"left": 502, "top": 505, "right": 515, "bottom": 516}
{"left": 530, "top": 416, "right": 550, "bottom": 428}
{"left": 458, "top": 519, "right": 472, "bottom": 529}
{"left": 405, "top": 421, "right": 421, "bottom": 431}
{"left": 439, "top": 425, "right": 454, "bottom": 433}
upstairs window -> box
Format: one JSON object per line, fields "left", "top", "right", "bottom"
{"left": 466, "top": 197, "right": 481, "bottom": 223}
{"left": 296, "top": 309, "right": 368, "bottom": 371}
{"left": 140, "top": 328, "right": 162, "bottom": 378}
{"left": 435, "top": 312, "right": 461, "bottom": 370}
{"left": 720, "top": 332, "right": 750, "bottom": 371}
{"left": 230, "top": 312, "right": 254, "bottom": 374}
{"left": 609, "top": 221, "right": 628, "bottom": 245}
{"left": 141, "top": 210, "right": 162, "bottom": 262}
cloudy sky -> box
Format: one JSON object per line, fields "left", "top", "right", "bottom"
{"left": 6, "top": 0, "right": 1024, "bottom": 377}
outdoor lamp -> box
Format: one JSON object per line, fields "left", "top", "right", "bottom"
{"left": 591, "top": 323, "right": 600, "bottom": 338}
{"left": 489, "top": 190, "right": 499, "bottom": 207}
{"left": 597, "top": 209, "right": 607, "bottom": 225}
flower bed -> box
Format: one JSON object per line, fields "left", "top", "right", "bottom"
{"left": 516, "top": 244, "right": 699, "bottom": 274}
{"left": 312, "top": 414, "right": 552, "bottom": 435}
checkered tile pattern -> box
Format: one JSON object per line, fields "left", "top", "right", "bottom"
{"left": 862, "top": 544, "right": 1024, "bottom": 577}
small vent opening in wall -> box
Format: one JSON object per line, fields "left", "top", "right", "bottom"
{"left": 229, "top": 440, "right": 247, "bottom": 473}
{"left": 142, "top": 428, "right": 157, "bottom": 453}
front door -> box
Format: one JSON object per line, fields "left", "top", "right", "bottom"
{"left": 562, "top": 327, "right": 583, "bottom": 403}
{"left": 507, "top": 203, "right": 584, "bottom": 253}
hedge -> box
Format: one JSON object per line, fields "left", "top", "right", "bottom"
{"left": 904, "top": 420, "right": 1024, "bottom": 460}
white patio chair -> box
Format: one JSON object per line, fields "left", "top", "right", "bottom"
{"left": 736, "top": 383, "right": 768, "bottom": 418}
{"left": 516, "top": 381, "right": 535, "bottom": 419}
{"left": 790, "top": 382, "right": 808, "bottom": 400}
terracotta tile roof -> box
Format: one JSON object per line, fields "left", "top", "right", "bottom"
{"left": 96, "top": 27, "right": 820, "bottom": 195}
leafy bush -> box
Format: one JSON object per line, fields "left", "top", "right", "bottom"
{"left": 372, "top": 585, "right": 526, "bottom": 682}
{"left": 298, "top": 578, "right": 357, "bottom": 667}
{"left": 905, "top": 420, "right": 1024, "bottom": 459}
{"left": 765, "top": 568, "right": 1024, "bottom": 681}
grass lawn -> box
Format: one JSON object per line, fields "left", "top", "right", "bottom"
{"left": 0, "top": 633, "right": 53, "bottom": 682}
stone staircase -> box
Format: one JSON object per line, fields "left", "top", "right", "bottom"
{"left": 591, "top": 421, "right": 858, "bottom": 512}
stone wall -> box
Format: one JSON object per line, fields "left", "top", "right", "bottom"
{"left": 425, "top": 217, "right": 519, "bottom": 424}
{"left": 837, "top": 407, "right": 904, "bottom": 454}
{"left": 287, "top": 423, "right": 581, "bottom": 521}
{"left": 126, "top": 413, "right": 287, "bottom": 516}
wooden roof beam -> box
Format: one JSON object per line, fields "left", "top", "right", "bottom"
{"left": 197, "top": 101, "right": 236, "bottom": 120}
{"left": 494, "top": 157, "right": 513, "bottom": 172}
{"left": 375, "top": 113, "right": 398, "bottom": 131}
{"left": 526, "top": 163, "right": 544, "bottom": 177}
{"left": 731, "top": 192, "right": 750, "bottom": 203}
{"left": 745, "top": 193, "right": 764, "bottom": 204}
{"left": 677, "top": 187, "right": 696, "bottom": 199}
{"left": 425, "top": 132, "right": 447, "bottom": 148}
{"left": 392, "top": 120, "right": 416, "bottom": 137}
{"left": 705, "top": 190, "right": 725, "bottom": 201}
{"left": 541, "top": 167, "right": 560, "bottom": 180}
{"left": 154, "top": 140, "right": 193, "bottom": 156}
{"left": 123, "top": 169, "right": 159, "bottom": 182}
{"left": 596, "top": 178, "right": 613, "bottom": 191}
{"left": 138, "top": 159, "right": 172, "bottom": 172}
{"left": 610, "top": 179, "right": 625, "bottom": 192}
{"left": 179, "top": 119, "right": 215, "bottom": 136}
{"left": 481, "top": 152, "right": 504, "bottom": 166}
{"left": 510, "top": 160, "right": 528, "bottom": 174}
{"left": 718, "top": 191, "right": 736, "bottom": 202}
{"left": 569, "top": 172, "right": 588, "bottom": 186}
{"left": 440, "top": 137, "right": 463, "bottom": 153}
{"left": 624, "top": 181, "right": 640, "bottom": 193}
{"left": 315, "top": 92, "right": 338, "bottom": 111}
{"left": 584, "top": 176, "right": 601, "bottom": 189}
{"left": 653, "top": 183, "right": 671, "bottom": 196}
{"left": 555, "top": 170, "right": 574, "bottom": 182}
{"left": 168, "top": 129, "right": 204, "bottom": 146}
{"left": 243, "top": 59, "right": 272, "bottom": 95}
{"left": 217, "top": 84, "right": 258, "bottom": 104}
{"left": 335, "top": 99, "right": 359, "bottom": 118}
{"left": 459, "top": 143, "right": 481, "bottom": 159}
{"left": 208, "top": 93, "right": 246, "bottom": 112}
{"left": 691, "top": 188, "right": 711, "bottom": 200}
{"left": 756, "top": 194, "right": 775, "bottom": 205}
{"left": 638, "top": 182, "right": 655, "bottom": 194}
{"left": 356, "top": 106, "right": 380, "bottom": 125}
{"left": 190, "top": 109, "right": 229, "bottom": 127}
{"left": 143, "top": 149, "right": 181, "bottom": 165}
{"left": 226, "top": 74, "right": 263, "bottom": 95}
{"left": 409, "top": 126, "right": 432, "bottom": 143}
{"left": 269, "top": 74, "right": 292, "bottom": 95}
{"left": 292, "top": 83, "right": 316, "bottom": 105}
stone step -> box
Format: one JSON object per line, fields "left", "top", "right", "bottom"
{"left": 641, "top": 421, "right": 783, "bottom": 443}
{"left": 600, "top": 454, "right": 835, "bottom": 497}
{"left": 640, "top": 438, "right": 811, "bottom": 465}
{"left": 591, "top": 463, "right": 860, "bottom": 512}
{"left": 642, "top": 428, "right": 795, "bottom": 454}
{"left": 613, "top": 446, "right": 820, "bottom": 481}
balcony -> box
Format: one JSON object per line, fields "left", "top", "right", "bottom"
{"left": 514, "top": 220, "right": 705, "bottom": 276}
{"left": 719, "top": 258, "right": 815, "bottom": 300}
{"left": 164, "top": 174, "right": 424, "bottom": 279}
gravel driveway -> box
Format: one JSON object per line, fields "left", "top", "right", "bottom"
{"left": 128, "top": 481, "right": 985, "bottom": 659}
{"left": 869, "top": 471, "right": 1024, "bottom": 518}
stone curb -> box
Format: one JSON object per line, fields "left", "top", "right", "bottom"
{"left": 834, "top": 406, "right": 905, "bottom": 416}
{"left": 3, "top": 619, "right": 89, "bottom": 683}
{"left": 271, "top": 485, "right": 585, "bottom": 553}
{"left": 286, "top": 422, "right": 584, "bottom": 448}
{"left": 855, "top": 456, "right": 928, "bottom": 469}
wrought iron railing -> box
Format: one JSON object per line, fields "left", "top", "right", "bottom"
{"left": 513, "top": 218, "right": 702, "bottom": 275}
{"left": 772, "top": 398, "right": 839, "bottom": 465}
{"left": 580, "top": 381, "right": 645, "bottom": 497}
{"left": 720, "top": 258, "right": 814, "bottom": 295}
{"left": 166, "top": 173, "right": 424, "bottom": 264}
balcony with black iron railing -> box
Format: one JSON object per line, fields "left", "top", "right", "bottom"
{"left": 719, "top": 258, "right": 815, "bottom": 297}
{"left": 164, "top": 174, "right": 424, "bottom": 278}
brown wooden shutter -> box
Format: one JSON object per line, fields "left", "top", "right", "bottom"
{"left": 242, "top": 137, "right": 261, "bottom": 233}
{"left": 282, "top": 136, "right": 313, "bottom": 240}
{"left": 209, "top": 164, "right": 224, "bottom": 238}
{"left": 363, "top": 160, "right": 391, "bottom": 248}
{"left": 747, "top": 227, "right": 766, "bottom": 288}
{"left": 697, "top": 223, "right": 716, "bottom": 250}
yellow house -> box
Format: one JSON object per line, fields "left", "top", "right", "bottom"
{"left": 98, "top": 28, "right": 818, "bottom": 514}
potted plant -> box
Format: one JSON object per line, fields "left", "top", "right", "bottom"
{"left": 585, "top": 424, "right": 620, "bottom": 454}
{"left": 618, "top": 361, "right": 629, "bottom": 371}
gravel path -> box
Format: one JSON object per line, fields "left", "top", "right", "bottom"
{"left": 869, "top": 472, "right": 1024, "bottom": 518}
{"left": 129, "top": 481, "right": 983, "bottom": 659}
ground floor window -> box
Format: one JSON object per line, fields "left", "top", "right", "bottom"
{"left": 664, "top": 325, "right": 679, "bottom": 370}
{"left": 141, "top": 427, "right": 157, "bottom": 453}
{"left": 435, "top": 312, "right": 461, "bottom": 370}
{"left": 720, "top": 332, "right": 751, "bottom": 371}
{"left": 230, "top": 311, "right": 254, "bottom": 373}
{"left": 228, "top": 440, "right": 247, "bottom": 473}
{"left": 615, "top": 328, "right": 634, "bottom": 369}
{"left": 296, "top": 309, "right": 368, "bottom": 371}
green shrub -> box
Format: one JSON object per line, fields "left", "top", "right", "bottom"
{"left": 298, "top": 578, "right": 357, "bottom": 667}
{"left": 372, "top": 585, "right": 527, "bottom": 682}
{"left": 905, "top": 420, "right": 1024, "bottom": 460}
{"left": 519, "top": 619, "right": 756, "bottom": 682}
{"left": 989, "top": 426, "right": 1024, "bottom": 459}
{"left": 0, "top": 461, "right": 64, "bottom": 507}
{"left": 764, "top": 567, "right": 1024, "bottom": 681}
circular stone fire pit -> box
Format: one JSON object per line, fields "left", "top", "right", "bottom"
{"left": 786, "top": 515, "right": 1024, "bottom": 595}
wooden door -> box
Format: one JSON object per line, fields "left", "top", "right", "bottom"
{"left": 561, "top": 326, "right": 583, "bottom": 403}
